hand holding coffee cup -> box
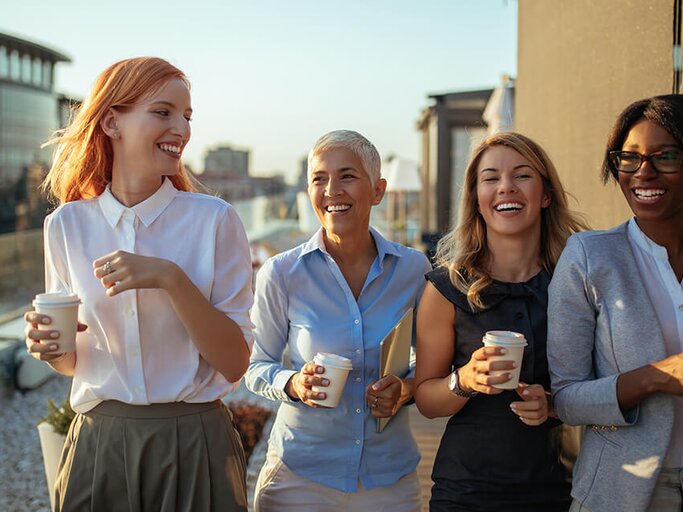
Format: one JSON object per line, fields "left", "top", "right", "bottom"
{"left": 310, "top": 353, "right": 352, "bottom": 408}
{"left": 285, "top": 361, "right": 331, "bottom": 407}
{"left": 481, "top": 331, "right": 528, "bottom": 390}
{"left": 457, "top": 345, "right": 517, "bottom": 395}
{"left": 25, "top": 292, "right": 85, "bottom": 360}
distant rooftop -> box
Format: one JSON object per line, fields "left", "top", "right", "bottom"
{"left": 0, "top": 31, "right": 71, "bottom": 63}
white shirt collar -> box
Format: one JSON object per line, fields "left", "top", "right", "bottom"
{"left": 98, "top": 178, "right": 178, "bottom": 229}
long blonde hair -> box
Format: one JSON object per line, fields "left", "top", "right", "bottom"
{"left": 434, "top": 132, "right": 588, "bottom": 310}
{"left": 43, "top": 57, "right": 197, "bottom": 204}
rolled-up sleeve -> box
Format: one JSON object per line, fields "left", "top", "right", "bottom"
{"left": 244, "top": 257, "right": 298, "bottom": 402}
{"left": 548, "top": 235, "right": 637, "bottom": 427}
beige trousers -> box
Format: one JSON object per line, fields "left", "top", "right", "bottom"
{"left": 254, "top": 452, "right": 422, "bottom": 512}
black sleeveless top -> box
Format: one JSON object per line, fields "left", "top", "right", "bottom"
{"left": 426, "top": 267, "right": 571, "bottom": 512}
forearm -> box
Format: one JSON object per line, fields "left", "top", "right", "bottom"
{"left": 414, "top": 376, "right": 469, "bottom": 419}
{"left": 164, "top": 263, "right": 250, "bottom": 382}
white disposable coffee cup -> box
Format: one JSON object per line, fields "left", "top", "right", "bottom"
{"left": 482, "top": 330, "right": 527, "bottom": 390}
{"left": 310, "top": 352, "right": 353, "bottom": 408}
{"left": 32, "top": 292, "right": 81, "bottom": 353}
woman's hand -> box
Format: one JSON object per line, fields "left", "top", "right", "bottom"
{"left": 510, "top": 383, "right": 549, "bottom": 426}
{"left": 457, "top": 346, "right": 516, "bottom": 395}
{"left": 366, "top": 375, "right": 409, "bottom": 418}
{"left": 93, "top": 250, "right": 177, "bottom": 296}
{"left": 285, "top": 362, "right": 330, "bottom": 407}
{"left": 24, "top": 311, "right": 87, "bottom": 361}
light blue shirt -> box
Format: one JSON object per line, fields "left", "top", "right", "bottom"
{"left": 244, "top": 227, "right": 431, "bottom": 492}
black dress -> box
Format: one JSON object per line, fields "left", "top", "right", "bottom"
{"left": 427, "top": 267, "right": 571, "bottom": 512}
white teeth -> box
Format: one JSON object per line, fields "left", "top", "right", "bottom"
{"left": 158, "top": 143, "right": 181, "bottom": 154}
{"left": 495, "top": 202, "right": 523, "bottom": 211}
{"left": 634, "top": 188, "right": 665, "bottom": 198}
{"left": 327, "top": 204, "right": 350, "bottom": 212}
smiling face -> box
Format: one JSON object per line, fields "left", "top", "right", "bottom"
{"left": 308, "top": 147, "right": 386, "bottom": 239}
{"left": 106, "top": 78, "right": 192, "bottom": 183}
{"left": 476, "top": 145, "right": 550, "bottom": 241}
{"left": 618, "top": 119, "right": 683, "bottom": 228}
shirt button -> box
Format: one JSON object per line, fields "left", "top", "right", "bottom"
{"left": 354, "top": 319, "right": 359, "bottom": 325}
{"left": 678, "top": 304, "right": 683, "bottom": 311}
{"left": 355, "top": 439, "right": 361, "bottom": 445}
{"left": 355, "top": 377, "right": 361, "bottom": 382}
{"left": 515, "top": 312, "right": 524, "bottom": 320}
{"left": 355, "top": 349, "right": 361, "bottom": 354}
{"left": 128, "top": 310, "right": 135, "bottom": 316}
{"left": 356, "top": 408, "right": 361, "bottom": 413}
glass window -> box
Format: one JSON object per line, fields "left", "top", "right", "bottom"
{"left": 10, "top": 50, "right": 21, "bottom": 81}
{"left": 0, "top": 46, "right": 7, "bottom": 78}
{"left": 22, "top": 54, "right": 32, "bottom": 83}
{"left": 42, "top": 61, "right": 52, "bottom": 89}
{"left": 32, "top": 58, "right": 42, "bottom": 87}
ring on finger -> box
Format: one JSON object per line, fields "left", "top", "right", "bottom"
{"left": 103, "top": 261, "right": 113, "bottom": 275}
{"left": 371, "top": 396, "right": 379, "bottom": 408}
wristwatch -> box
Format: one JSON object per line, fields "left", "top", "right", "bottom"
{"left": 448, "top": 369, "right": 478, "bottom": 398}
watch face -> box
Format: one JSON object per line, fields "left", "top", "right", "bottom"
{"left": 448, "top": 371, "right": 457, "bottom": 391}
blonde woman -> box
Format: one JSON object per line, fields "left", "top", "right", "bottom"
{"left": 414, "top": 132, "right": 587, "bottom": 511}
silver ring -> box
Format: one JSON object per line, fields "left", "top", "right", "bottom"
{"left": 103, "top": 261, "right": 113, "bottom": 274}
{"left": 371, "top": 396, "right": 379, "bottom": 408}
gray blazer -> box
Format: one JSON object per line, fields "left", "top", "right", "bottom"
{"left": 548, "top": 223, "right": 674, "bottom": 512}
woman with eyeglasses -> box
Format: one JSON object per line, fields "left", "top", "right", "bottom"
{"left": 548, "top": 94, "right": 683, "bottom": 512}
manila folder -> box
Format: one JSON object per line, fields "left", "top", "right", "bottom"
{"left": 376, "top": 308, "right": 413, "bottom": 433}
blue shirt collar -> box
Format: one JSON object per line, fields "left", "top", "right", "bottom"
{"left": 298, "top": 226, "right": 402, "bottom": 260}
{"left": 98, "top": 178, "right": 178, "bottom": 229}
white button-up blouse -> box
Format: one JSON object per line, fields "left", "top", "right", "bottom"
{"left": 44, "top": 178, "right": 254, "bottom": 412}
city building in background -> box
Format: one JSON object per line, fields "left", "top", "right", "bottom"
{"left": 516, "top": 0, "right": 681, "bottom": 228}
{"left": 416, "top": 88, "right": 492, "bottom": 239}
{"left": 0, "top": 32, "right": 70, "bottom": 234}
{"left": 197, "top": 144, "right": 286, "bottom": 202}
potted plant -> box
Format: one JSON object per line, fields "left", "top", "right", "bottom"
{"left": 37, "top": 398, "right": 74, "bottom": 510}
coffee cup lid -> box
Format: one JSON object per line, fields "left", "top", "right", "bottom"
{"left": 33, "top": 292, "right": 81, "bottom": 306}
{"left": 482, "top": 330, "right": 527, "bottom": 346}
{"left": 313, "top": 352, "right": 353, "bottom": 370}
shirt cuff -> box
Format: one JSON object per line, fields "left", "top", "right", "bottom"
{"left": 273, "top": 369, "right": 299, "bottom": 402}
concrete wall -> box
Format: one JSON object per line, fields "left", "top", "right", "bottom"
{"left": 516, "top": 0, "right": 674, "bottom": 228}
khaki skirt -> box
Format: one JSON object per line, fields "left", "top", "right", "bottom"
{"left": 54, "top": 400, "right": 247, "bottom": 512}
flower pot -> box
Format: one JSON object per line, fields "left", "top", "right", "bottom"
{"left": 37, "top": 421, "right": 66, "bottom": 510}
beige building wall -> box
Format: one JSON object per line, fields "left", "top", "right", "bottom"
{"left": 516, "top": 0, "right": 674, "bottom": 228}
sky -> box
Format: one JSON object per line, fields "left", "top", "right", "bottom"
{"left": 1, "top": 0, "right": 517, "bottom": 182}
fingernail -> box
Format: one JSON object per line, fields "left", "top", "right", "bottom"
{"left": 318, "top": 393, "right": 326, "bottom": 399}
{"left": 511, "top": 362, "right": 517, "bottom": 368}
{"left": 321, "top": 379, "right": 329, "bottom": 386}
{"left": 42, "top": 317, "right": 51, "bottom": 325}
{"left": 49, "top": 344, "right": 58, "bottom": 351}
{"left": 49, "top": 331, "right": 59, "bottom": 339}
{"left": 372, "top": 383, "right": 380, "bottom": 390}
{"left": 522, "top": 389, "right": 530, "bottom": 395}
{"left": 316, "top": 367, "right": 324, "bottom": 373}
{"left": 500, "top": 348, "right": 507, "bottom": 354}
{"left": 509, "top": 403, "right": 516, "bottom": 410}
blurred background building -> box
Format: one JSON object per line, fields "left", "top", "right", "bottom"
{"left": 0, "top": 32, "right": 70, "bottom": 234}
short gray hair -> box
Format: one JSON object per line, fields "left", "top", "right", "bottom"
{"left": 307, "top": 130, "right": 381, "bottom": 184}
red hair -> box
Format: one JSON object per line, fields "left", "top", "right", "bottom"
{"left": 43, "top": 57, "right": 197, "bottom": 204}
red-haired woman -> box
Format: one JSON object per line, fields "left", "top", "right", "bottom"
{"left": 24, "top": 57, "right": 253, "bottom": 511}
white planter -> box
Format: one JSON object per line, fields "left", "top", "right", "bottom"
{"left": 37, "top": 422, "right": 66, "bottom": 511}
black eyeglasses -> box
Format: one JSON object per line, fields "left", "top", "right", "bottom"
{"left": 608, "top": 150, "right": 683, "bottom": 174}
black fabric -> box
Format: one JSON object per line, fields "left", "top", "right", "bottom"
{"left": 426, "top": 267, "right": 571, "bottom": 512}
